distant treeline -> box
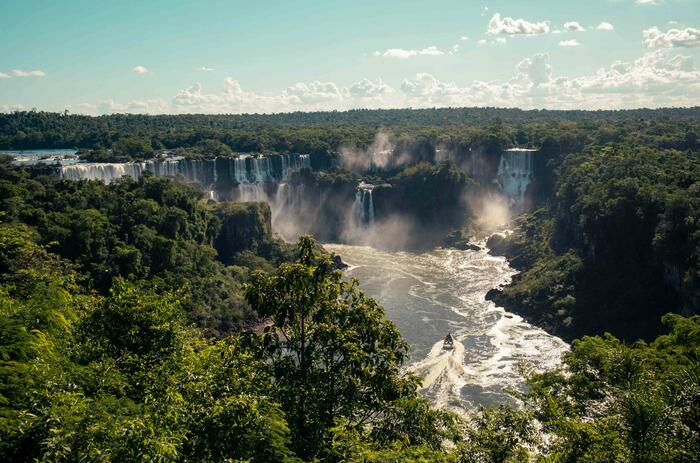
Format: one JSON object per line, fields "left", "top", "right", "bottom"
{"left": 1, "top": 108, "right": 699, "bottom": 156}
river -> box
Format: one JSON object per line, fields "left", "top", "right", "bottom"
{"left": 325, "top": 242, "right": 568, "bottom": 414}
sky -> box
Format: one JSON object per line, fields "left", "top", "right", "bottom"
{"left": 0, "top": 0, "right": 699, "bottom": 114}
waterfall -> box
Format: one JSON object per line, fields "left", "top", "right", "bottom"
{"left": 496, "top": 148, "right": 536, "bottom": 211}
{"left": 60, "top": 162, "right": 150, "bottom": 184}
{"left": 59, "top": 153, "right": 312, "bottom": 189}
{"left": 353, "top": 182, "right": 375, "bottom": 226}
{"left": 354, "top": 189, "right": 364, "bottom": 223}
{"left": 233, "top": 157, "right": 248, "bottom": 183}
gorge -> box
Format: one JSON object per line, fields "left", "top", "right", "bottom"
{"left": 17, "top": 143, "right": 555, "bottom": 411}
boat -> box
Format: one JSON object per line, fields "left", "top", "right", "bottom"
{"left": 442, "top": 333, "right": 454, "bottom": 351}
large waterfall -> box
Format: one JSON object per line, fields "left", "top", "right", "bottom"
{"left": 353, "top": 183, "right": 375, "bottom": 226}
{"left": 59, "top": 153, "right": 311, "bottom": 188}
{"left": 496, "top": 148, "right": 536, "bottom": 211}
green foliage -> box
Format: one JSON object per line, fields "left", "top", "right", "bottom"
{"left": 456, "top": 405, "right": 538, "bottom": 463}
{"left": 0, "top": 226, "right": 298, "bottom": 462}
{"left": 0, "top": 169, "right": 294, "bottom": 336}
{"left": 389, "top": 161, "right": 472, "bottom": 224}
{"left": 245, "top": 236, "right": 421, "bottom": 458}
{"left": 524, "top": 315, "right": 700, "bottom": 463}
{"left": 490, "top": 145, "right": 700, "bottom": 341}
{"left": 112, "top": 137, "right": 155, "bottom": 160}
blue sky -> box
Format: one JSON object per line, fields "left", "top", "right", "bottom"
{"left": 1, "top": 0, "right": 698, "bottom": 113}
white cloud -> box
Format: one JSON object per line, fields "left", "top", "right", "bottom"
{"left": 170, "top": 77, "right": 395, "bottom": 113}
{"left": 96, "top": 98, "right": 168, "bottom": 115}
{"left": 459, "top": 36, "right": 469, "bottom": 41}
{"left": 382, "top": 49, "right": 417, "bottom": 59}
{"left": 1, "top": 104, "right": 26, "bottom": 112}
{"left": 477, "top": 39, "right": 488, "bottom": 45}
{"left": 132, "top": 65, "right": 148, "bottom": 74}
{"left": 349, "top": 78, "right": 394, "bottom": 99}
{"left": 199, "top": 66, "right": 215, "bottom": 72}
{"left": 71, "top": 49, "right": 700, "bottom": 114}
{"left": 495, "top": 37, "right": 507, "bottom": 44}
{"left": 643, "top": 26, "right": 700, "bottom": 48}
{"left": 449, "top": 44, "right": 460, "bottom": 54}
{"left": 397, "top": 49, "right": 700, "bottom": 110}
{"left": 487, "top": 13, "right": 549, "bottom": 36}
{"left": 597, "top": 22, "right": 614, "bottom": 31}
{"left": 380, "top": 46, "right": 444, "bottom": 58}
{"left": 285, "top": 81, "right": 346, "bottom": 104}
{"left": 419, "top": 46, "right": 444, "bottom": 56}
{"left": 401, "top": 73, "right": 463, "bottom": 98}
{"left": 636, "top": 0, "right": 661, "bottom": 4}
{"left": 0, "top": 72, "right": 9, "bottom": 79}
{"left": 559, "top": 39, "right": 580, "bottom": 47}
{"left": 564, "top": 21, "right": 585, "bottom": 32}
{"left": 9, "top": 69, "right": 46, "bottom": 77}
{"left": 517, "top": 53, "right": 552, "bottom": 86}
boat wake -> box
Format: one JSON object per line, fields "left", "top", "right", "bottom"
{"left": 326, "top": 243, "right": 568, "bottom": 415}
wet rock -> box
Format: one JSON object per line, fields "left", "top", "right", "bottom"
{"left": 331, "top": 254, "right": 348, "bottom": 270}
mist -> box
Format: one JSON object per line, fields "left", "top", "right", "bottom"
{"left": 339, "top": 130, "right": 414, "bottom": 173}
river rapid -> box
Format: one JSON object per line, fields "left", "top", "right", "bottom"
{"left": 325, "top": 242, "right": 568, "bottom": 414}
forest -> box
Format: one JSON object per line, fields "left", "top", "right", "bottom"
{"left": 1, "top": 107, "right": 699, "bottom": 462}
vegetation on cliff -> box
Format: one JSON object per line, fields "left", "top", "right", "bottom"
{"left": 489, "top": 145, "right": 700, "bottom": 341}
{"left": 0, "top": 159, "right": 294, "bottom": 336}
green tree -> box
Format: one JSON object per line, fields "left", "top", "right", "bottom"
{"left": 245, "top": 236, "right": 419, "bottom": 458}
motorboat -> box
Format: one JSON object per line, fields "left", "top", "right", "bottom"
{"left": 442, "top": 333, "right": 454, "bottom": 351}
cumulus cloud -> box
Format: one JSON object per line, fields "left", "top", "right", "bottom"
{"left": 597, "top": 22, "right": 614, "bottom": 31}
{"left": 1, "top": 104, "right": 27, "bottom": 112}
{"left": 132, "top": 65, "right": 148, "bottom": 74}
{"left": 349, "top": 78, "right": 394, "bottom": 99}
{"left": 71, "top": 49, "right": 700, "bottom": 114}
{"left": 397, "top": 49, "right": 700, "bottom": 110}
{"left": 379, "top": 46, "right": 444, "bottom": 58}
{"left": 170, "top": 77, "right": 394, "bottom": 113}
{"left": 460, "top": 36, "right": 469, "bottom": 41}
{"left": 564, "top": 21, "right": 585, "bottom": 32}
{"left": 401, "top": 73, "right": 463, "bottom": 98}
{"left": 7, "top": 69, "right": 46, "bottom": 77}
{"left": 199, "top": 66, "right": 215, "bottom": 72}
{"left": 559, "top": 39, "right": 580, "bottom": 47}
{"left": 495, "top": 37, "right": 507, "bottom": 44}
{"left": 95, "top": 98, "right": 168, "bottom": 115}
{"left": 0, "top": 72, "right": 9, "bottom": 79}
{"left": 636, "top": 0, "right": 661, "bottom": 4}
{"left": 285, "top": 81, "right": 346, "bottom": 104}
{"left": 643, "top": 26, "right": 700, "bottom": 48}
{"left": 487, "top": 13, "right": 549, "bottom": 36}
{"left": 517, "top": 53, "right": 552, "bottom": 86}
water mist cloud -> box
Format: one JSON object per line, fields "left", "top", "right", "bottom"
{"left": 339, "top": 130, "right": 397, "bottom": 172}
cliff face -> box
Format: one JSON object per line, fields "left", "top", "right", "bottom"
{"left": 488, "top": 147, "right": 700, "bottom": 342}
{"left": 211, "top": 202, "right": 272, "bottom": 264}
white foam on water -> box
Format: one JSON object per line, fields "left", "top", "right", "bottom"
{"left": 326, "top": 242, "right": 569, "bottom": 415}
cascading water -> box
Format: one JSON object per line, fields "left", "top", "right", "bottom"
{"left": 60, "top": 161, "right": 155, "bottom": 184}
{"left": 58, "top": 153, "right": 311, "bottom": 192}
{"left": 496, "top": 148, "right": 536, "bottom": 212}
{"left": 326, "top": 242, "right": 567, "bottom": 414}
{"left": 353, "top": 182, "right": 375, "bottom": 226}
